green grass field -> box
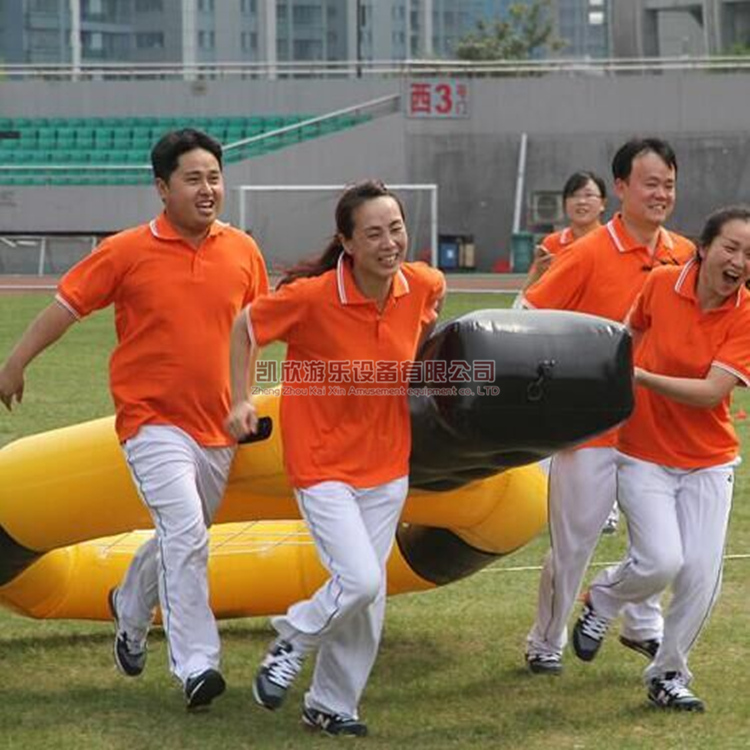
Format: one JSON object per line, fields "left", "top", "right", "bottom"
{"left": 1, "top": 292, "right": 749, "bottom": 749}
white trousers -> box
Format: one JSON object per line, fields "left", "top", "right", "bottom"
{"left": 527, "top": 447, "right": 663, "bottom": 657}
{"left": 589, "top": 453, "right": 734, "bottom": 683}
{"left": 119, "top": 425, "right": 234, "bottom": 684}
{"left": 272, "top": 476, "right": 409, "bottom": 720}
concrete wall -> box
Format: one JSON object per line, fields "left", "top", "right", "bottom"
{"left": 1, "top": 72, "right": 750, "bottom": 270}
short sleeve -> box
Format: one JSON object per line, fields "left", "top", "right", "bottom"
{"left": 242, "top": 236, "right": 270, "bottom": 306}
{"left": 247, "top": 278, "right": 310, "bottom": 348}
{"left": 421, "top": 267, "right": 446, "bottom": 327}
{"left": 625, "top": 273, "right": 655, "bottom": 333}
{"left": 56, "top": 237, "right": 126, "bottom": 318}
{"left": 523, "top": 242, "right": 594, "bottom": 311}
{"left": 713, "top": 308, "right": 750, "bottom": 387}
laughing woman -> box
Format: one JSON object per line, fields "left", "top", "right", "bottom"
{"left": 226, "top": 180, "right": 445, "bottom": 737}
{"left": 570, "top": 206, "right": 750, "bottom": 712}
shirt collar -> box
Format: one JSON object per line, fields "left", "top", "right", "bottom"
{"left": 560, "top": 227, "right": 573, "bottom": 246}
{"left": 149, "top": 212, "right": 228, "bottom": 242}
{"left": 335, "top": 252, "right": 410, "bottom": 306}
{"left": 606, "top": 213, "right": 675, "bottom": 259}
{"left": 674, "top": 257, "right": 746, "bottom": 311}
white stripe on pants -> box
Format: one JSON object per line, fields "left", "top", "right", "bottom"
{"left": 271, "top": 476, "right": 409, "bottom": 720}
{"left": 527, "top": 447, "right": 662, "bottom": 657}
{"left": 589, "top": 453, "right": 734, "bottom": 684}
{"left": 119, "top": 425, "right": 234, "bottom": 683}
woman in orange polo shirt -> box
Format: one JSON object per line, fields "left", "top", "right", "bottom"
{"left": 226, "top": 180, "right": 445, "bottom": 737}
{"left": 570, "top": 206, "right": 750, "bottom": 712}
{"left": 520, "top": 170, "right": 607, "bottom": 292}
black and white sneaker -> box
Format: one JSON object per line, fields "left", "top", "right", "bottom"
{"left": 619, "top": 635, "right": 661, "bottom": 660}
{"left": 526, "top": 651, "right": 563, "bottom": 675}
{"left": 302, "top": 706, "right": 368, "bottom": 737}
{"left": 185, "top": 668, "right": 226, "bottom": 710}
{"left": 572, "top": 596, "right": 611, "bottom": 662}
{"left": 648, "top": 672, "right": 705, "bottom": 712}
{"left": 108, "top": 587, "right": 146, "bottom": 677}
{"left": 253, "top": 639, "right": 306, "bottom": 711}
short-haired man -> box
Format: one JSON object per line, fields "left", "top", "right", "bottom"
{"left": 0, "top": 129, "right": 269, "bottom": 708}
{"left": 521, "top": 138, "right": 695, "bottom": 674}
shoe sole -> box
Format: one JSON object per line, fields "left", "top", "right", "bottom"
{"left": 648, "top": 695, "right": 705, "bottom": 713}
{"left": 527, "top": 660, "right": 563, "bottom": 675}
{"left": 302, "top": 711, "right": 368, "bottom": 737}
{"left": 108, "top": 588, "right": 144, "bottom": 678}
{"left": 186, "top": 671, "right": 226, "bottom": 710}
{"left": 619, "top": 635, "right": 659, "bottom": 660}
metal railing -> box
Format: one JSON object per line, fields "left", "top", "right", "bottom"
{"left": 1, "top": 56, "right": 750, "bottom": 81}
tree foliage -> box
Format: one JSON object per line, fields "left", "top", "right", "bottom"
{"left": 455, "top": 0, "right": 565, "bottom": 61}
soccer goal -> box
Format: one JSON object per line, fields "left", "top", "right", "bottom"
{"left": 235, "top": 183, "right": 439, "bottom": 270}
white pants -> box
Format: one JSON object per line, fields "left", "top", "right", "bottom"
{"left": 527, "top": 447, "right": 663, "bottom": 657}
{"left": 589, "top": 453, "right": 734, "bottom": 684}
{"left": 272, "top": 476, "right": 409, "bottom": 719}
{"left": 120, "top": 425, "right": 234, "bottom": 684}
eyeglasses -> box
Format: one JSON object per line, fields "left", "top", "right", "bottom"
{"left": 568, "top": 192, "right": 603, "bottom": 201}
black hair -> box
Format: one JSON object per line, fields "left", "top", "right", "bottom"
{"left": 562, "top": 171, "right": 607, "bottom": 201}
{"left": 611, "top": 138, "right": 677, "bottom": 181}
{"left": 698, "top": 205, "right": 750, "bottom": 252}
{"left": 279, "top": 180, "right": 406, "bottom": 287}
{"left": 150, "top": 128, "right": 223, "bottom": 182}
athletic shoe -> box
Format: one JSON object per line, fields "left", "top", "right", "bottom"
{"left": 253, "top": 639, "right": 306, "bottom": 710}
{"left": 619, "top": 635, "right": 661, "bottom": 660}
{"left": 572, "top": 596, "right": 611, "bottom": 662}
{"left": 185, "top": 668, "right": 226, "bottom": 710}
{"left": 108, "top": 587, "right": 146, "bottom": 677}
{"left": 526, "top": 652, "right": 563, "bottom": 675}
{"left": 601, "top": 515, "right": 619, "bottom": 535}
{"left": 302, "top": 706, "right": 368, "bottom": 737}
{"left": 648, "top": 672, "right": 705, "bottom": 712}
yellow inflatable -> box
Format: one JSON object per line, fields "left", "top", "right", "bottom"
{"left": 0, "top": 309, "right": 633, "bottom": 622}
{"left": 0, "top": 393, "right": 547, "bottom": 621}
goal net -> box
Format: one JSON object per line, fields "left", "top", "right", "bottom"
{"left": 235, "top": 183, "right": 438, "bottom": 273}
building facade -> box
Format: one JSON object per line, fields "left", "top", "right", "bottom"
{"left": 611, "top": 0, "right": 750, "bottom": 58}
{"left": 0, "top": 0, "right": 614, "bottom": 65}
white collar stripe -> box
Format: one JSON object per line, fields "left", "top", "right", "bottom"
{"left": 674, "top": 258, "right": 695, "bottom": 293}
{"left": 336, "top": 252, "right": 348, "bottom": 305}
{"left": 606, "top": 220, "right": 627, "bottom": 254}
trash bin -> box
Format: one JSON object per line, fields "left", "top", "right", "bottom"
{"left": 438, "top": 236, "right": 459, "bottom": 270}
{"left": 510, "top": 231, "right": 535, "bottom": 273}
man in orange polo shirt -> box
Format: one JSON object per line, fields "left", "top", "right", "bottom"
{"left": 0, "top": 129, "right": 269, "bottom": 708}
{"left": 521, "top": 138, "right": 695, "bottom": 675}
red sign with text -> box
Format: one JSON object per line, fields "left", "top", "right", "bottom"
{"left": 407, "top": 79, "right": 470, "bottom": 119}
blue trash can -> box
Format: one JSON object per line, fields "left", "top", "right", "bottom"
{"left": 511, "top": 231, "right": 535, "bottom": 273}
{"left": 438, "top": 236, "right": 459, "bottom": 270}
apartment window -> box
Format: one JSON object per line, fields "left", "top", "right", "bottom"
{"left": 29, "top": 29, "right": 59, "bottom": 51}
{"left": 241, "top": 31, "right": 257, "bottom": 51}
{"left": 241, "top": 0, "right": 257, "bottom": 13}
{"left": 293, "top": 6, "right": 321, "bottom": 25}
{"left": 29, "top": 0, "right": 58, "bottom": 11}
{"left": 136, "top": 31, "right": 164, "bottom": 48}
{"left": 135, "top": 0, "right": 163, "bottom": 11}
{"left": 198, "top": 0, "right": 215, "bottom": 12}
{"left": 588, "top": 11, "right": 604, "bottom": 26}
{"left": 198, "top": 30, "right": 215, "bottom": 50}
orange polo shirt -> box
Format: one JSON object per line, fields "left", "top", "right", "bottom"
{"left": 618, "top": 262, "right": 750, "bottom": 469}
{"left": 524, "top": 214, "right": 695, "bottom": 447}
{"left": 248, "top": 256, "right": 445, "bottom": 489}
{"left": 540, "top": 227, "right": 576, "bottom": 256}
{"left": 57, "top": 213, "right": 269, "bottom": 446}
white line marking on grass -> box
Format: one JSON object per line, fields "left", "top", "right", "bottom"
{"left": 484, "top": 553, "right": 750, "bottom": 574}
